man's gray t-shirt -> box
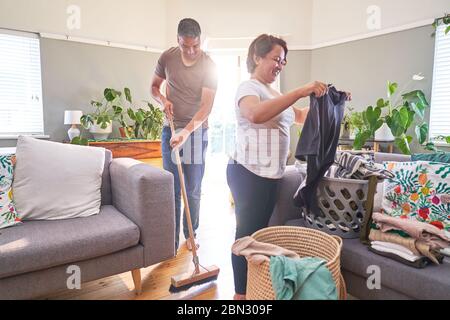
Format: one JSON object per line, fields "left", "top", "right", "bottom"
{"left": 155, "top": 47, "right": 218, "bottom": 129}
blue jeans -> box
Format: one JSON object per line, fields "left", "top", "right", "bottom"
{"left": 162, "top": 126, "right": 208, "bottom": 250}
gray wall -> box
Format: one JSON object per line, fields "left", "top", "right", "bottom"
{"left": 0, "top": 38, "right": 160, "bottom": 147}
{"left": 283, "top": 25, "right": 449, "bottom": 155}
{"left": 280, "top": 50, "right": 312, "bottom": 163}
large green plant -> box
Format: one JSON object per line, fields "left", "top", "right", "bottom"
{"left": 80, "top": 88, "right": 126, "bottom": 130}
{"left": 126, "top": 102, "right": 164, "bottom": 140}
{"left": 354, "top": 80, "right": 433, "bottom": 154}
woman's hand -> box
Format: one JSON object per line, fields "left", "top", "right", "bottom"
{"left": 345, "top": 92, "right": 352, "bottom": 101}
{"left": 304, "top": 81, "right": 328, "bottom": 97}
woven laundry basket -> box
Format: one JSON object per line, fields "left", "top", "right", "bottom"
{"left": 302, "top": 176, "right": 374, "bottom": 239}
{"left": 246, "top": 226, "right": 347, "bottom": 300}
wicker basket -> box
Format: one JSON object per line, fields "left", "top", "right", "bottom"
{"left": 246, "top": 226, "right": 347, "bottom": 300}
{"left": 302, "top": 176, "right": 372, "bottom": 238}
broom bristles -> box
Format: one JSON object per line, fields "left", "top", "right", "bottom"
{"left": 169, "top": 265, "right": 220, "bottom": 294}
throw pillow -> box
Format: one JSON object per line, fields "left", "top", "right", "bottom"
{"left": 382, "top": 161, "right": 450, "bottom": 231}
{"left": 12, "top": 136, "right": 105, "bottom": 220}
{"left": 0, "top": 154, "right": 21, "bottom": 229}
{"left": 411, "top": 152, "right": 450, "bottom": 164}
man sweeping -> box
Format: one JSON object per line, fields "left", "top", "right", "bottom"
{"left": 151, "top": 18, "right": 218, "bottom": 252}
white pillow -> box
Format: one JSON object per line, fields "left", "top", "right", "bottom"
{"left": 12, "top": 136, "right": 105, "bottom": 220}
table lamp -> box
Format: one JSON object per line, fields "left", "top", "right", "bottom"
{"left": 64, "top": 110, "right": 83, "bottom": 140}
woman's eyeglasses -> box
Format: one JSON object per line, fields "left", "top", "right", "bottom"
{"left": 272, "top": 57, "right": 287, "bottom": 66}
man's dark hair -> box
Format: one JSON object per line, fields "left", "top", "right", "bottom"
{"left": 178, "top": 18, "right": 201, "bottom": 38}
{"left": 246, "top": 34, "right": 288, "bottom": 73}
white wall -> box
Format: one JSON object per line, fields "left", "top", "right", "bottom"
{"left": 312, "top": 0, "right": 450, "bottom": 45}
{"left": 1, "top": 0, "right": 447, "bottom": 49}
{"left": 166, "top": 0, "right": 313, "bottom": 49}
{"left": 0, "top": 0, "right": 167, "bottom": 49}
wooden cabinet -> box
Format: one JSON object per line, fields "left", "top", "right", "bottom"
{"left": 88, "top": 140, "right": 163, "bottom": 168}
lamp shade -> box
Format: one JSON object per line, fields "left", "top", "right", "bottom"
{"left": 64, "top": 110, "right": 83, "bottom": 125}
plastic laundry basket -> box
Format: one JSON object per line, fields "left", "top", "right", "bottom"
{"left": 301, "top": 176, "right": 372, "bottom": 239}
{"left": 246, "top": 226, "right": 346, "bottom": 300}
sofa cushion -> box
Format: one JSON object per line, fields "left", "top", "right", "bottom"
{"left": 412, "top": 152, "right": 450, "bottom": 164}
{"left": 0, "top": 205, "right": 140, "bottom": 279}
{"left": 0, "top": 154, "right": 21, "bottom": 229}
{"left": 381, "top": 161, "right": 450, "bottom": 231}
{"left": 341, "top": 238, "right": 450, "bottom": 299}
{"left": 13, "top": 136, "right": 105, "bottom": 220}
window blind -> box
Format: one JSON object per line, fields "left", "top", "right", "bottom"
{"left": 429, "top": 23, "right": 450, "bottom": 142}
{"left": 0, "top": 30, "right": 44, "bottom": 136}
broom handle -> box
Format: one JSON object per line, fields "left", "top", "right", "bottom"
{"left": 168, "top": 116, "right": 201, "bottom": 274}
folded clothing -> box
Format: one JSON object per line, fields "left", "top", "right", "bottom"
{"left": 369, "top": 228, "right": 440, "bottom": 264}
{"left": 368, "top": 246, "right": 430, "bottom": 269}
{"left": 372, "top": 212, "right": 450, "bottom": 250}
{"left": 232, "top": 236, "right": 299, "bottom": 265}
{"left": 371, "top": 241, "right": 421, "bottom": 262}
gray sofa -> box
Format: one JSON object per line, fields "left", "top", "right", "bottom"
{"left": 0, "top": 151, "right": 175, "bottom": 300}
{"left": 269, "top": 152, "right": 450, "bottom": 300}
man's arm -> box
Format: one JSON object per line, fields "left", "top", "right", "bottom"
{"left": 151, "top": 74, "right": 173, "bottom": 117}
{"left": 170, "top": 87, "right": 216, "bottom": 148}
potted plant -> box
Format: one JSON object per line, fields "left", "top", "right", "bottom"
{"left": 126, "top": 102, "right": 164, "bottom": 140}
{"left": 354, "top": 76, "right": 449, "bottom": 154}
{"left": 348, "top": 110, "right": 365, "bottom": 140}
{"left": 340, "top": 107, "right": 352, "bottom": 138}
{"left": 80, "top": 88, "right": 124, "bottom": 140}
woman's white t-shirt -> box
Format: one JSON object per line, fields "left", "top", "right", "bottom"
{"left": 232, "top": 79, "right": 295, "bottom": 179}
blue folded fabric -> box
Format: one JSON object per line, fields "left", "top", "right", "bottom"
{"left": 269, "top": 256, "right": 338, "bottom": 300}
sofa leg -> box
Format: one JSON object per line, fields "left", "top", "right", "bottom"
{"left": 131, "top": 269, "right": 142, "bottom": 295}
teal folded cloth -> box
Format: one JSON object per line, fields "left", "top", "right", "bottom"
{"left": 411, "top": 152, "right": 450, "bottom": 164}
{"left": 269, "top": 256, "right": 338, "bottom": 300}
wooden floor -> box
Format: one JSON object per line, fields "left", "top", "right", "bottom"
{"left": 43, "top": 155, "right": 237, "bottom": 300}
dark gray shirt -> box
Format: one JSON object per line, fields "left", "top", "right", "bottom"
{"left": 155, "top": 47, "right": 218, "bottom": 129}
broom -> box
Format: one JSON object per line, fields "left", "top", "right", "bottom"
{"left": 167, "top": 116, "right": 220, "bottom": 293}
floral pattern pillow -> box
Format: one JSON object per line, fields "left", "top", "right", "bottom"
{"left": 382, "top": 161, "right": 450, "bottom": 231}
{"left": 0, "top": 154, "right": 21, "bottom": 229}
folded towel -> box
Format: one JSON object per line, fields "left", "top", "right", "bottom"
{"left": 232, "top": 236, "right": 299, "bottom": 265}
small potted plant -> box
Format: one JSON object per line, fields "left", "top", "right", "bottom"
{"left": 348, "top": 110, "right": 365, "bottom": 140}
{"left": 80, "top": 88, "right": 124, "bottom": 140}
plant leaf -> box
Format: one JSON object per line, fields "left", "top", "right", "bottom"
{"left": 395, "top": 135, "right": 412, "bottom": 155}
{"left": 353, "top": 130, "right": 371, "bottom": 150}
{"left": 124, "top": 88, "right": 132, "bottom": 103}
{"left": 446, "top": 136, "right": 450, "bottom": 144}
{"left": 415, "top": 123, "right": 428, "bottom": 145}
{"left": 377, "top": 98, "right": 387, "bottom": 109}
{"left": 387, "top": 81, "right": 398, "bottom": 98}
{"left": 446, "top": 25, "right": 450, "bottom": 35}
{"left": 104, "top": 88, "right": 117, "bottom": 102}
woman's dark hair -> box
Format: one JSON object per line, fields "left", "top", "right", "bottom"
{"left": 246, "top": 34, "right": 288, "bottom": 73}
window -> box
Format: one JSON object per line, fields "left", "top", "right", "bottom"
{"left": 0, "top": 30, "right": 44, "bottom": 136}
{"left": 429, "top": 23, "right": 450, "bottom": 143}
